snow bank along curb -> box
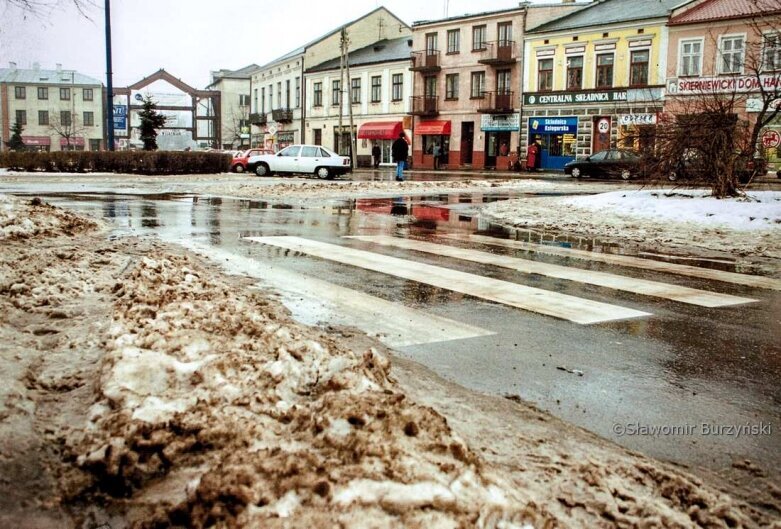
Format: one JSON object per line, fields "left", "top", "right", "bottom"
{"left": 481, "top": 190, "right": 781, "bottom": 259}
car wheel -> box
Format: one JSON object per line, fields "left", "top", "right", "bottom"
{"left": 233, "top": 164, "right": 244, "bottom": 173}
{"left": 621, "top": 169, "right": 631, "bottom": 180}
{"left": 255, "top": 163, "right": 270, "bottom": 177}
{"left": 315, "top": 166, "right": 331, "bottom": 179}
{"left": 668, "top": 170, "right": 678, "bottom": 182}
{"left": 571, "top": 167, "right": 581, "bottom": 178}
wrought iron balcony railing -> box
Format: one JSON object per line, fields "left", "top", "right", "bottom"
{"left": 477, "top": 41, "right": 517, "bottom": 66}
{"left": 250, "top": 112, "right": 267, "bottom": 126}
{"left": 477, "top": 91, "right": 515, "bottom": 114}
{"left": 410, "top": 95, "right": 439, "bottom": 117}
{"left": 271, "top": 108, "right": 293, "bottom": 123}
{"left": 410, "top": 50, "right": 441, "bottom": 72}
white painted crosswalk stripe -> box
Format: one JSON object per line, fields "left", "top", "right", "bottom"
{"left": 245, "top": 236, "right": 652, "bottom": 325}
{"left": 347, "top": 236, "right": 757, "bottom": 308}
{"left": 443, "top": 233, "right": 781, "bottom": 291}
{"left": 172, "top": 241, "right": 494, "bottom": 347}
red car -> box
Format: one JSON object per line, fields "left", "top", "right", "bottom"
{"left": 230, "top": 148, "right": 274, "bottom": 173}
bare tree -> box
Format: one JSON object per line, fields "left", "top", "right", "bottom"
{"left": 3, "top": 0, "right": 95, "bottom": 19}
{"left": 48, "top": 111, "right": 87, "bottom": 151}
{"left": 223, "top": 107, "right": 250, "bottom": 150}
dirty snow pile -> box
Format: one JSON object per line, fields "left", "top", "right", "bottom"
{"left": 61, "top": 252, "right": 546, "bottom": 528}
{"left": 482, "top": 190, "right": 781, "bottom": 258}
{"left": 0, "top": 193, "right": 100, "bottom": 239}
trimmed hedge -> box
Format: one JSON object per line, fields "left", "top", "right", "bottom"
{"left": 0, "top": 151, "right": 232, "bottom": 175}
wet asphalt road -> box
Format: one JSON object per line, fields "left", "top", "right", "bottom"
{"left": 3, "top": 175, "right": 780, "bottom": 481}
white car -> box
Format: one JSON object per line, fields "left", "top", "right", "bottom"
{"left": 247, "top": 144, "right": 351, "bottom": 179}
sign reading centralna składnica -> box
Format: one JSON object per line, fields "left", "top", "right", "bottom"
{"left": 481, "top": 114, "right": 520, "bottom": 131}
{"left": 524, "top": 89, "right": 628, "bottom": 106}
{"left": 529, "top": 117, "right": 578, "bottom": 134}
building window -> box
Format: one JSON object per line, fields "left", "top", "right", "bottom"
{"left": 89, "top": 139, "right": 101, "bottom": 151}
{"left": 60, "top": 110, "right": 71, "bottom": 126}
{"left": 445, "top": 73, "right": 459, "bottom": 99}
{"left": 498, "top": 22, "right": 512, "bottom": 46}
{"left": 285, "top": 79, "right": 291, "bottom": 108}
{"left": 332, "top": 80, "right": 341, "bottom": 105}
{"left": 424, "top": 75, "right": 437, "bottom": 98}
{"left": 14, "top": 86, "right": 25, "bottom": 99}
{"left": 38, "top": 110, "right": 49, "bottom": 125}
{"left": 37, "top": 87, "right": 48, "bottom": 100}
{"left": 351, "top": 78, "right": 361, "bottom": 104}
{"left": 538, "top": 58, "right": 553, "bottom": 92}
{"left": 254, "top": 88, "right": 258, "bottom": 112}
{"left": 763, "top": 32, "right": 781, "bottom": 70}
{"left": 630, "top": 50, "right": 649, "bottom": 86}
{"left": 15, "top": 109, "right": 26, "bottom": 125}
{"left": 268, "top": 85, "right": 273, "bottom": 110}
{"left": 497, "top": 69, "right": 511, "bottom": 94}
{"left": 313, "top": 82, "right": 323, "bottom": 107}
{"left": 470, "top": 71, "right": 485, "bottom": 98}
{"left": 239, "top": 94, "right": 250, "bottom": 106}
{"left": 447, "top": 29, "right": 460, "bottom": 54}
{"left": 295, "top": 77, "right": 300, "bottom": 108}
{"left": 680, "top": 39, "right": 702, "bottom": 76}
{"left": 83, "top": 88, "right": 93, "bottom": 101}
{"left": 83, "top": 111, "right": 94, "bottom": 126}
{"left": 566, "top": 56, "right": 583, "bottom": 90}
{"left": 391, "top": 74, "right": 403, "bottom": 101}
{"left": 472, "top": 25, "right": 487, "bottom": 51}
{"left": 277, "top": 82, "right": 282, "bottom": 108}
{"left": 596, "top": 53, "right": 614, "bottom": 88}
{"left": 720, "top": 35, "right": 744, "bottom": 74}
{"left": 426, "top": 32, "right": 438, "bottom": 53}
{"left": 261, "top": 87, "right": 265, "bottom": 113}
{"left": 60, "top": 87, "right": 70, "bottom": 100}
{"left": 371, "top": 76, "right": 381, "bottom": 103}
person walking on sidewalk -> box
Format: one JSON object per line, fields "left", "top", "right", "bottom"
{"left": 372, "top": 143, "right": 381, "bottom": 169}
{"left": 392, "top": 132, "right": 409, "bottom": 181}
{"left": 432, "top": 142, "right": 441, "bottom": 170}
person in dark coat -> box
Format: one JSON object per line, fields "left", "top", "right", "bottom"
{"left": 372, "top": 143, "right": 381, "bottom": 169}
{"left": 391, "top": 132, "right": 409, "bottom": 181}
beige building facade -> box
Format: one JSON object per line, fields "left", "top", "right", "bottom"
{"left": 0, "top": 62, "right": 104, "bottom": 152}
{"left": 207, "top": 65, "right": 259, "bottom": 150}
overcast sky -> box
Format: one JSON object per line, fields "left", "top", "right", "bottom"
{"left": 0, "top": 0, "right": 534, "bottom": 89}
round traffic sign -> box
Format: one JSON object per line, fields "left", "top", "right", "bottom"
{"left": 762, "top": 129, "right": 780, "bottom": 149}
{"left": 597, "top": 118, "right": 610, "bottom": 134}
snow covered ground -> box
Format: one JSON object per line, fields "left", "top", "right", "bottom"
{"left": 482, "top": 190, "right": 781, "bottom": 259}
{"left": 1, "top": 194, "right": 776, "bottom": 528}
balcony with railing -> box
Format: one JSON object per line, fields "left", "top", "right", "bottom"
{"left": 410, "top": 50, "right": 441, "bottom": 73}
{"left": 271, "top": 108, "right": 293, "bottom": 123}
{"left": 250, "top": 112, "right": 267, "bottom": 126}
{"left": 477, "top": 91, "right": 515, "bottom": 114}
{"left": 477, "top": 41, "right": 517, "bottom": 66}
{"left": 410, "top": 95, "right": 439, "bottom": 117}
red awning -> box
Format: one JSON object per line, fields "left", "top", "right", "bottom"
{"left": 21, "top": 136, "right": 51, "bottom": 146}
{"left": 415, "top": 120, "right": 451, "bottom": 136}
{"left": 60, "top": 137, "right": 85, "bottom": 146}
{"left": 357, "top": 121, "right": 403, "bottom": 140}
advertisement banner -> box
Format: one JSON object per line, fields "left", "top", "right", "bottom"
{"left": 524, "top": 89, "right": 627, "bottom": 106}
{"left": 669, "top": 74, "right": 781, "bottom": 95}
{"left": 113, "top": 105, "right": 127, "bottom": 131}
{"left": 481, "top": 114, "right": 520, "bottom": 132}
{"left": 528, "top": 117, "right": 578, "bottom": 134}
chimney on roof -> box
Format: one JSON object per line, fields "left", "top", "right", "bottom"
{"left": 9, "top": 62, "right": 17, "bottom": 70}
{"left": 56, "top": 63, "right": 62, "bottom": 72}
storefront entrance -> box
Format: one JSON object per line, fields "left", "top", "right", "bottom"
{"left": 461, "top": 122, "right": 474, "bottom": 165}
{"left": 484, "top": 132, "right": 511, "bottom": 168}
{"left": 528, "top": 117, "right": 577, "bottom": 170}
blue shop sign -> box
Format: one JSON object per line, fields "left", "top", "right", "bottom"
{"left": 529, "top": 117, "right": 577, "bottom": 134}
{"left": 113, "top": 105, "right": 127, "bottom": 130}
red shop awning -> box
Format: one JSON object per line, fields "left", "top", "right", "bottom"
{"left": 415, "top": 120, "right": 451, "bottom": 136}
{"left": 21, "top": 136, "right": 51, "bottom": 146}
{"left": 60, "top": 137, "right": 85, "bottom": 146}
{"left": 357, "top": 121, "right": 403, "bottom": 140}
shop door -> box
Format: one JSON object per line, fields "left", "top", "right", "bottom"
{"left": 539, "top": 134, "right": 575, "bottom": 171}
{"left": 485, "top": 133, "right": 498, "bottom": 168}
{"left": 380, "top": 140, "right": 392, "bottom": 164}
{"left": 461, "top": 122, "right": 474, "bottom": 164}
{"left": 592, "top": 116, "right": 611, "bottom": 154}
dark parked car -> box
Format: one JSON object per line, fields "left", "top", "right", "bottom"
{"left": 666, "top": 149, "right": 768, "bottom": 183}
{"left": 565, "top": 149, "right": 643, "bottom": 180}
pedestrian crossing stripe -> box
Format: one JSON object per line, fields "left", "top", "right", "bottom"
{"left": 245, "top": 236, "right": 652, "bottom": 325}
{"left": 346, "top": 236, "right": 757, "bottom": 308}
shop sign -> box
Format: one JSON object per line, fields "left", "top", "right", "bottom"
{"left": 481, "top": 114, "right": 520, "bottom": 132}
{"left": 529, "top": 116, "right": 578, "bottom": 134}
{"left": 619, "top": 114, "right": 657, "bottom": 126}
{"left": 669, "top": 74, "right": 781, "bottom": 95}
{"left": 524, "top": 89, "right": 628, "bottom": 106}
{"left": 746, "top": 97, "right": 781, "bottom": 112}
{"left": 113, "top": 105, "right": 127, "bottom": 130}
{"left": 277, "top": 131, "right": 295, "bottom": 142}
{"left": 762, "top": 129, "right": 780, "bottom": 148}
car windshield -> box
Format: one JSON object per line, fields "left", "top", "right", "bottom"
{"left": 278, "top": 146, "right": 301, "bottom": 157}
{"left": 590, "top": 151, "right": 608, "bottom": 162}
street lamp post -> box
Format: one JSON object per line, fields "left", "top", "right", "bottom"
{"left": 105, "top": 0, "right": 115, "bottom": 151}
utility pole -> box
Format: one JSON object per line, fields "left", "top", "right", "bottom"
{"left": 338, "top": 28, "right": 346, "bottom": 156}
{"left": 344, "top": 30, "right": 357, "bottom": 170}
{"left": 105, "top": 0, "right": 115, "bottom": 151}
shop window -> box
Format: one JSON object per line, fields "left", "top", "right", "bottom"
{"left": 630, "top": 50, "right": 649, "bottom": 86}
{"left": 720, "top": 35, "right": 744, "bottom": 74}
{"left": 392, "top": 74, "right": 403, "bottom": 101}
{"left": 567, "top": 56, "right": 583, "bottom": 90}
{"left": 596, "top": 54, "right": 614, "bottom": 88}
{"left": 313, "top": 82, "right": 323, "bottom": 107}
{"left": 447, "top": 29, "right": 460, "bottom": 54}
{"left": 538, "top": 59, "right": 553, "bottom": 92}
{"left": 445, "top": 74, "right": 459, "bottom": 100}
{"left": 680, "top": 39, "right": 702, "bottom": 76}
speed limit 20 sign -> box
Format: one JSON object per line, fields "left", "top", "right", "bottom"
{"left": 597, "top": 118, "right": 610, "bottom": 134}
